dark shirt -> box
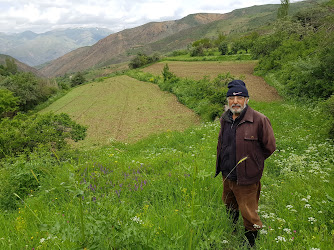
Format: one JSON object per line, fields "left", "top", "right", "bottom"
{"left": 220, "top": 106, "right": 248, "bottom": 180}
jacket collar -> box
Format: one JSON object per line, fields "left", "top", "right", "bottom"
{"left": 221, "top": 105, "right": 254, "bottom": 123}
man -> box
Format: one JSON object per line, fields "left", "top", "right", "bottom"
{"left": 215, "top": 80, "right": 276, "bottom": 247}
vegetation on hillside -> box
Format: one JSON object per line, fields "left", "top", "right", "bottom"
{"left": 0, "top": 1, "right": 333, "bottom": 249}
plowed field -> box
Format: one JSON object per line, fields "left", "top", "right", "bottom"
{"left": 143, "top": 61, "right": 282, "bottom": 102}
{"left": 40, "top": 75, "right": 200, "bottom": 147}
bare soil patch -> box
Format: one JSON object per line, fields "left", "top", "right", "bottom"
{"left": 143, "top": 61, "right": 282, "bottom": 102}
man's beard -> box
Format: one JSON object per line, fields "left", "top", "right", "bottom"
{"left": 229, "top": 102, "right": 247, "bottom": 115}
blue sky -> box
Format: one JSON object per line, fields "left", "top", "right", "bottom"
{"left": 0, "top": 0, "right": 303, "bottom": 34}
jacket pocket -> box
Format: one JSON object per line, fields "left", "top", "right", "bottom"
{"left": 243, "top": 136, "right": 263, "bottom": 178}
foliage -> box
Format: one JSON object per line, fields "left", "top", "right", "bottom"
{"left": 0, "top": 150, "right": 59, "bottom": 210}
{"left": 4, "top": 57, "right": 18, "bottom": 75}
{"left": 162, "top": 63, "right": 177, "bottom": 83}
{"left": 253, "top": 2, "right": 334, "bottom": 101}
{"left": 190, "top": 44, "right": 205, "bottom": 57}
{"left": 218, "top": 41, "right": 229, "bottom": 55}
{"left": 0, "top": 88, "right": 19, "bottom": 118}
{"left": 277, "top": 0, "right": 290, "bottom": 19}
{"left": 0, "top": 101, "right": 333, "bottom": 249}
{"left": 71, "top": 72, "right": 86, "bottom": 87}
{"left": 323, "top": 95, "right": 334, "bottom": 139}
{"left": 128, "top": 52, "right": 160, "bottom": 69}
{"left": 128, "top": 67, "right": 234, "bottom": 121}
{"left": 0, "top": 112, "right": 87, "bottom": 159}
{"left": 192, "top": 38, "right": 212, "bottom": 48}
{"left": 0, "top": 72, "right": 58, "bottom": 111}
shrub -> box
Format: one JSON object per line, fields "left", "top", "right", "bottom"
{"left": 0, "top": 112, "right": 87, "bottom": 159}
{"left": 218, "top": 41, "right": 229, "bottom": 55}
{"left": 128, "top": 53, "right": 160, "bottom": 69}
{"left": 323, "top": 95, "right": 334, "bottom": 139}
{"left": 71, "top": 72, "right": 86, "bottom": 87}
{"left": 0, "top": 88, "right": 19, "bottom": 118}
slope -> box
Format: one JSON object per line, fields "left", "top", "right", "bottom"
{"left": 40, "top": 75, "right": 200, "bottom": 148}
{"left": 39, "top": 0, "right": 316, "bottom": 78}
{"left": 0, "top": 54, "right": 45, "bottom": 77}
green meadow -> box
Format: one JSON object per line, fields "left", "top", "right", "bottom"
{"left": 0, "top": 63, "right": 333, "bottom": 249}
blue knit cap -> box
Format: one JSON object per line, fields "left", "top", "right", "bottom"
{"left": 226, "top": 80, "right": 249, "bottom": 97}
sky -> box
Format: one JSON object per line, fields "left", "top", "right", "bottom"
{"left": 0, "top": 0, "right": 303, "bottom": 34}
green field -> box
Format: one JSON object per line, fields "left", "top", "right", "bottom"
{"left": 40, "top": 75, "right": 200, "bottom": 148}
{"left": 1, "top": 60, "right": 333, "bottom": 249}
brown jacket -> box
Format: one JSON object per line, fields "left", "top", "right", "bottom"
{"left": 215, "top": 106, "right": 276, "bottom": 185}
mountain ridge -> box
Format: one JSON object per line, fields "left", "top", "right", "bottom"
{"left": 0, "top": 28, "right": 113, "bottom": 67}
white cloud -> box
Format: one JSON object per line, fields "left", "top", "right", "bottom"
{"left": 0, "top": 0, "right": 303, "bottom": 34}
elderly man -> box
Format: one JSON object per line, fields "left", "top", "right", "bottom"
{"left": 215, "top": 80, "right": 276, "bottom": 247}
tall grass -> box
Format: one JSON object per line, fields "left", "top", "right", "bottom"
{"left": 0, "top": 101, "right": 333, "bottom": 249}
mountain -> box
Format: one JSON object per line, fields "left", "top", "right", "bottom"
{"left": 0, "top": 28, "right": 113, "bottom": 67}
{"left": 40, "top": 1, "right": 315, "bottom": 78}
{"left": 0, "top": 54, "right": 44, "bottom": 77}
{"left": 40, "top": 13, "right": 229, "bottom": 77}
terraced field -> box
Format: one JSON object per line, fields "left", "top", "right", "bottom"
{"left": 143, "top": 61, "right": 282, "bottom": 102}
{"left": 40, "top": 75, "right": 200, "bottom": 147}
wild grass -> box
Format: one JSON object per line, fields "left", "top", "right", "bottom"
{"left": 0, "top": 101, "right": 333, "bottom": 249}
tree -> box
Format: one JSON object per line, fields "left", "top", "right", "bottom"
{"left": 0, "top": 72, "right": 41, "bottom": 110}
{"left": 0, "top": 88, "right": 19, "bottom": 118}
{"left": 5, "top": 57, "right": 18, "bottom": 75}
{"left": 190, "top": 44, "right": 205, "bottom": 57}
{"left": 218, "top": 41, "right": 229, "bottom": 55}
{"left": 277, "top": 0, "right": 290, "bottom": 19}
{"left": 71, "top": 72, "right": 86, "bottom": 86}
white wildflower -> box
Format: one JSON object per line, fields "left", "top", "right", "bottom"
{"left": 260, "top": 229, "right": 268, "bottom": 235}
{"left": 222, "top": 240, "right": 228, "bottom": 244}
{"left": 283, "top": 228, "right": 292, "bottom": 234}
{"left": 308, "top": 217, "right": 317, "bottom": 224}
{"left": 275, "top": 236, "right": 286, "bottom": 243}
{"left": 253, "top": 224, "right": 261, "bottom": 229}
{"left": 301, "top": 198, "right": 309, "bottom": 202}
{"left": 286, "top": 205, "right": 293, "bottom": 209}
{"left": 310, "top": 248, "right": 320, "bottom": 250}
{"left": 40, "top": 238, "right": 45, "bottom": 243}
{"left": 304, "top": 204, "right": 311, "bottom": 208}
{"left": 131, "top": 216, "right": 143, "bottom": 224}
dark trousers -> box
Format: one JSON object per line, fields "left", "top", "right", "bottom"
{"left": 222, "top": 177, "right": 262, "bottom": 231}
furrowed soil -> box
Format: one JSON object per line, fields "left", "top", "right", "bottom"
{"left": 40, "top": 75, "right": 200, "bottom": 147}
{"left": 143, "top": 61, "right": 282, "bottom": 102}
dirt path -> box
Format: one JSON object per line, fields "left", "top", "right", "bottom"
{"left": 143, "top": 61, "right": 282, "bottom": 102}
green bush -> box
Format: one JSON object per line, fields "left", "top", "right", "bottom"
{"left": 71, "top": 72, "right": 86, "bottom": 87}
{"left": 324, "top": 95, "right": 334, "bottom": 139}
{"left": 0, "top": 112, "right": 87, "bottom": 159}
{"left": 0, "top": 88, "right": 19, "bottom": 117}
{"left": 0, "top": 151, "right": 55, "bottom": 209}
{"left": 128, "top": 67, "right": 233, "bottom": 121}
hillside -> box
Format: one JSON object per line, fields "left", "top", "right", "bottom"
{"left": 0, "top": 28, "right": 113, "bottom": 67}
{"left": 40, "top": 75, "right": 200, "bottom": 147}
{"left": 0, "top": 54, "right": 44, "bottom": 77}
{"left": 39, "top": 0, "right": 316, "bottom": 77}
{"left": 40, "top": 13, "right": 228, "bottom": 77}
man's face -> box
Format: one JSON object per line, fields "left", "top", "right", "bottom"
{"left": 227, "top": 96, "right": 248, "bottom": 114}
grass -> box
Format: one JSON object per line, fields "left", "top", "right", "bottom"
{"left": 0, "top": 100, "right": 333, "bottom": 249}
{"left": 39, "top": 75, "right": 200, "bottom": 148}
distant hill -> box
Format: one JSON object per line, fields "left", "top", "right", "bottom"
{"left": 39, "top": 0, "right": 316, "bottom": 77}
{"left": 0, "top": 54, "right": 44, "bottom": 77}
{"left": 0, "top": 28, "right": 113, "bottom": 67}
